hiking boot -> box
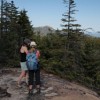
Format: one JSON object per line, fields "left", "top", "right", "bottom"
{"left": 18, "top": 84, "right": 22, "bottom": 88}
{"left": 6, "top": 92, "right": 11, "bottom": 97}
{"left": 33, "top": 89, "right": 37, "bottom": 94}
{"left": 36, "top": 88, "right": 41, "bottom": 94}
{"left": 28, "top": 89, "right": 33, "bottom": 96}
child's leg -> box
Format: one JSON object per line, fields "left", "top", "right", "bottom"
{"left": 35, "top": 69, "right": 41, "bottom": 91}
{"left": 28, "top": 70, "right": 34, "bottom": 90}
{"left": 35, "top": 63, "right": 41, "bottom": 87}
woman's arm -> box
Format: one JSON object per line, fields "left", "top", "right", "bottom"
{"left": 24, "top": 46, "right": 28, "bottom": 54}
{"left": 20, "top": 46, "right": 28, "bottom": 54}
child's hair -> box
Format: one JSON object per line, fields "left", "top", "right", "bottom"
{"left": 28, "top": 45, "right": 36, "bottom": 52}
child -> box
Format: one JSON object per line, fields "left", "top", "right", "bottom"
{"left": 26, "top": 41, "right": 41, "bottom": 95}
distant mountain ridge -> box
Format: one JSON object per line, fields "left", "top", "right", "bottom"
{"left": 33, "top": 26, "right": 100, "bottom": 37}
{"left": 85, "top": 32, "right": 100, "bottom": 37}
{"left": 33, "top": 26, "right": 56, "bottom": 35}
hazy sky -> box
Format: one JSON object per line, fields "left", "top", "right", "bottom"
{"left": 6, "top": 0, "right": 100, "bottom": 31}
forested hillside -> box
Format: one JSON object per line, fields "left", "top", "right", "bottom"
{"left": 0, "top": 0, "right": 100, "bottom": 95}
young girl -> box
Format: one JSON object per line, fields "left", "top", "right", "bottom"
{"left": 26, "top": 41, "right": 41, "bottom": 94}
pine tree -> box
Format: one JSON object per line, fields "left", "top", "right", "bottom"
{"left": 0, "top": 0, "right": 19, "bottom": 66}
{"left": 61, "top": 0, "right": 85, "bottom": 80}
{"left": 0, "top": 0, "right": 6, "bottom": 38}
{"left": 17, "top": 9, "right": 33, "bottom": 43}
{"left": 0, "top": 0, "right": 34, "bottom": 66}
{"left": 61, "top": 0, "right": 81, "bottom": 50}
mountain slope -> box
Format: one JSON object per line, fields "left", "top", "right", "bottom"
{"left": 33, "top": 26, "right": 55, "bottom": 35}
{"left": 34, "top": 26, "right": 100, "bottom": 38}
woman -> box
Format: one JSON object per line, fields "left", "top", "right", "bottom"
{"left": 17, "top": 39, "right": 30, "bottom": 87}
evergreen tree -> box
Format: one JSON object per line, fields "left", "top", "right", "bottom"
{"left": 0, "top": 0, "right": 34, "bottom": 66}
{"left": 0, "top": 0, "right": 19, "bottom": 66}
{"left": 17, "top": 9, "right": 33, "bottom": 43}
{"left": 0, "top": 0, "right": 19, "bottom": 35}
{"left": 61, "top": 0, "right": 81, "bottom": 50}
{"left": 0, "top": 0, "right": 6, "bottom": 37}
{"left": 61, "top": 0, "right": 85, "bottom": 81}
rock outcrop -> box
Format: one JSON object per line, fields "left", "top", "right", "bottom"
{"left": 0, "top": 68, "right": 100, "bottom": 100}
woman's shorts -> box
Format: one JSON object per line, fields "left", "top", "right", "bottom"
{"left": 20, "top": 62, "right": 28, "bottom": 71}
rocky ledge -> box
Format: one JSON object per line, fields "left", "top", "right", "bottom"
{"left": 0, "top": 68, "right": 100, "bottom": 100}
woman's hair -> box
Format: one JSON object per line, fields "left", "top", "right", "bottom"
{"left": 22, "top": 41, "right": 28, "bottom": 46}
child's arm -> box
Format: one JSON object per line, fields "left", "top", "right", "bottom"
{"left": 36, "top": 50, "right": 40, "bottom": 59}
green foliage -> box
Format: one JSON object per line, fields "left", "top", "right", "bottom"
{"left": 33, "top": 31, "right": 100, "bottom": 95}
{"left": 17, "top": 9, "right": 33, "bottom": 39}
{"left": 0, "top": 0, "right": 33, "bottom": 67}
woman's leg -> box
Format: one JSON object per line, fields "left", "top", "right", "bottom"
{"left": 22, "top": 71, "right": 28, "bottom": 85}
{"left": 17, "top": 70, "right": 26, "bottom": 85}
{"left": 18, "top": 62, "right": 28, "bottom": 85}
{"left": 25, "top": 71, "right": 28, "bottom": 85}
